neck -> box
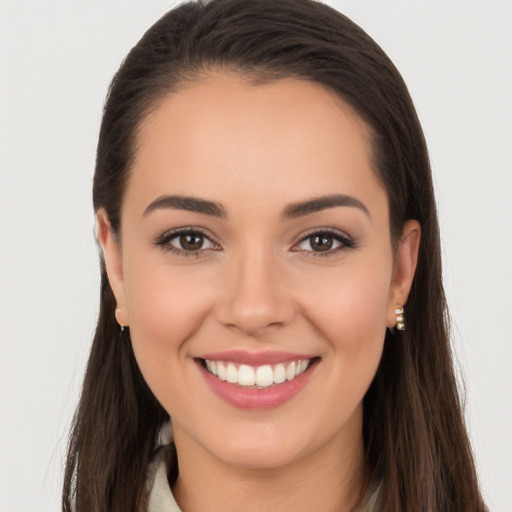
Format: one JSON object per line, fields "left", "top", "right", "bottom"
{"left": 172, "top": 420, "right": 367, "bottom": 512}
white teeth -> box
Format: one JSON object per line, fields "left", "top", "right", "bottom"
{"left": 217, "top": 362, "right": 227, "bottom": 381}
{"left": 286, "top": 361, "right": 296, "bottom": 381}
{"left": 204, "top": 358, "right": 312, "bottom": 388}
{"left": 238, "top": 365, "right": 256, "bottom": 386}
{"left": 226, "top": 363, "right": 238, "bottom": 383}
{"left": 255, "top": 365, "right": 273, "bottom": 387}
{"left": 273, "top": 363, "right": 286, "bottom": 384}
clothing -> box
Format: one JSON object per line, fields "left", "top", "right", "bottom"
{"left": 146, "top": 444, "right": 181, "bottom": 512}
{"left": 146, "top": 423, "right": 381, "bottom": 512}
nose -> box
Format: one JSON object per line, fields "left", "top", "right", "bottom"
{"left": 214, "top": 247, "right": 296, "bottom": 337}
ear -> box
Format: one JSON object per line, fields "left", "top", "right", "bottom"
{"left": 96, "top": 209, "right": 129, "bottom": 327}
{"left": 387, "top": 219, "right": 421, "bottom": 328}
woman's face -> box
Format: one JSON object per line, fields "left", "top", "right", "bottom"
{"left": 99, "top": 72, "right": 419, "bottom": 470}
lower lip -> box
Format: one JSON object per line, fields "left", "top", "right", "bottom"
{"left": 197, "top": 359, "right": 319, "bottom": 410}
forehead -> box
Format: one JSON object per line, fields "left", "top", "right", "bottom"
{"left": 126, "top": 72, "right": 387, "bottom": 220}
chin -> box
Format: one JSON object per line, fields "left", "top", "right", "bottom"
{"left": 200, "top": 424, "right": 317, "bottom": 470}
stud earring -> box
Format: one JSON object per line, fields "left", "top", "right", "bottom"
{"left": 394, "top": 306, "right": 405, "bottom": 331}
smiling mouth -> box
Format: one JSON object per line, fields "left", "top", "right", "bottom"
{"left": 198, "top": 358, "right": 318, "bottom": 389}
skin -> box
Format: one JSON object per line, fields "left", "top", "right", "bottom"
{"left": 98, "top": 72, "right": 420, "bottom": 512}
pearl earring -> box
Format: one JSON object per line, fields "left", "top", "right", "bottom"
{"left": 394, "top": 306, "right": 405, "bottom": 331}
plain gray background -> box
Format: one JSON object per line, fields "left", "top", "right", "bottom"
{"left": 1, "top": 1, "right": 511, "bottom": 510}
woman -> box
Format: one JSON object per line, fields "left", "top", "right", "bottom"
{"left": 63, "top": 0, "right": 487, "bottom": 510}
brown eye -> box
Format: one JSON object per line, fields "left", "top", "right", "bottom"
{"left": 179, "top": 233, "right": 205, "bottom": 251}
{"left": 310, "top": 234, "right": 333, "bottom": 252}
{"left": 156, "top": 230, "right": 217, "bottom": 254}
{"left": 293, "top": 229, "right": 354, "bottom": 256}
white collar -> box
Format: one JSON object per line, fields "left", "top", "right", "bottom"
{"left": 146, "top": 444, "right": 182, "bottom": 512}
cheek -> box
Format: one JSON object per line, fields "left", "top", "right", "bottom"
{"left": 307, "top": 260, "right": 390, "bottom": 341}
{"left": 124, "top": 233, "right": 215, "bottom": 329}
{"left": 122, "top": 252, "right": 215, "bottom": 393}
{"left": 304, "top": 269, "right": 390, "bottom": 430}
{"left": 128, "top": 271, "right": 206, "bottom": 344}
{"left": 302, "top": 258, "right": 391, "bottom": 386}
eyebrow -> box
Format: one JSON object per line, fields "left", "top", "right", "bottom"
{"left": 282, "top": 194, "right": 370, "bottom": 219}
{"left": 142, "top": 193, "right": 369, "bottom": 219}
{"left": 143, "top": 195, "right": 227, "bottom": 218}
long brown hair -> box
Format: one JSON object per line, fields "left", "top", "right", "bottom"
{"left": 63, "top": 1, "right": 487, "bottom": 510}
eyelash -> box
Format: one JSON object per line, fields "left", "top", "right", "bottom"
{"left": 154, "top": 227, "right": 219, "bottom": 257}
{"left": 154, "top": 227, "right": 357, "bottom": 257}
{"left": 293, "top": 227, "right": 357, "bottom": 257}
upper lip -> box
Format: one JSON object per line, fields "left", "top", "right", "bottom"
{"left": 198, "top": 350, "right": 316, "bottom": 366}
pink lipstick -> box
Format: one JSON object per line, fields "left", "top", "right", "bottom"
{"left": 195, "top": 351, "right": 319, "bottom": 410}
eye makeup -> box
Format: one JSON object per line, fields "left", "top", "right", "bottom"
{"left": 153, "top": 226, "right": 220, "bottom": 257}
{"left": 154, "top": 225, "right": 357, "bottom": 258}
{"left": 291, "top": 227, "right": 357, "bottom": 257}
